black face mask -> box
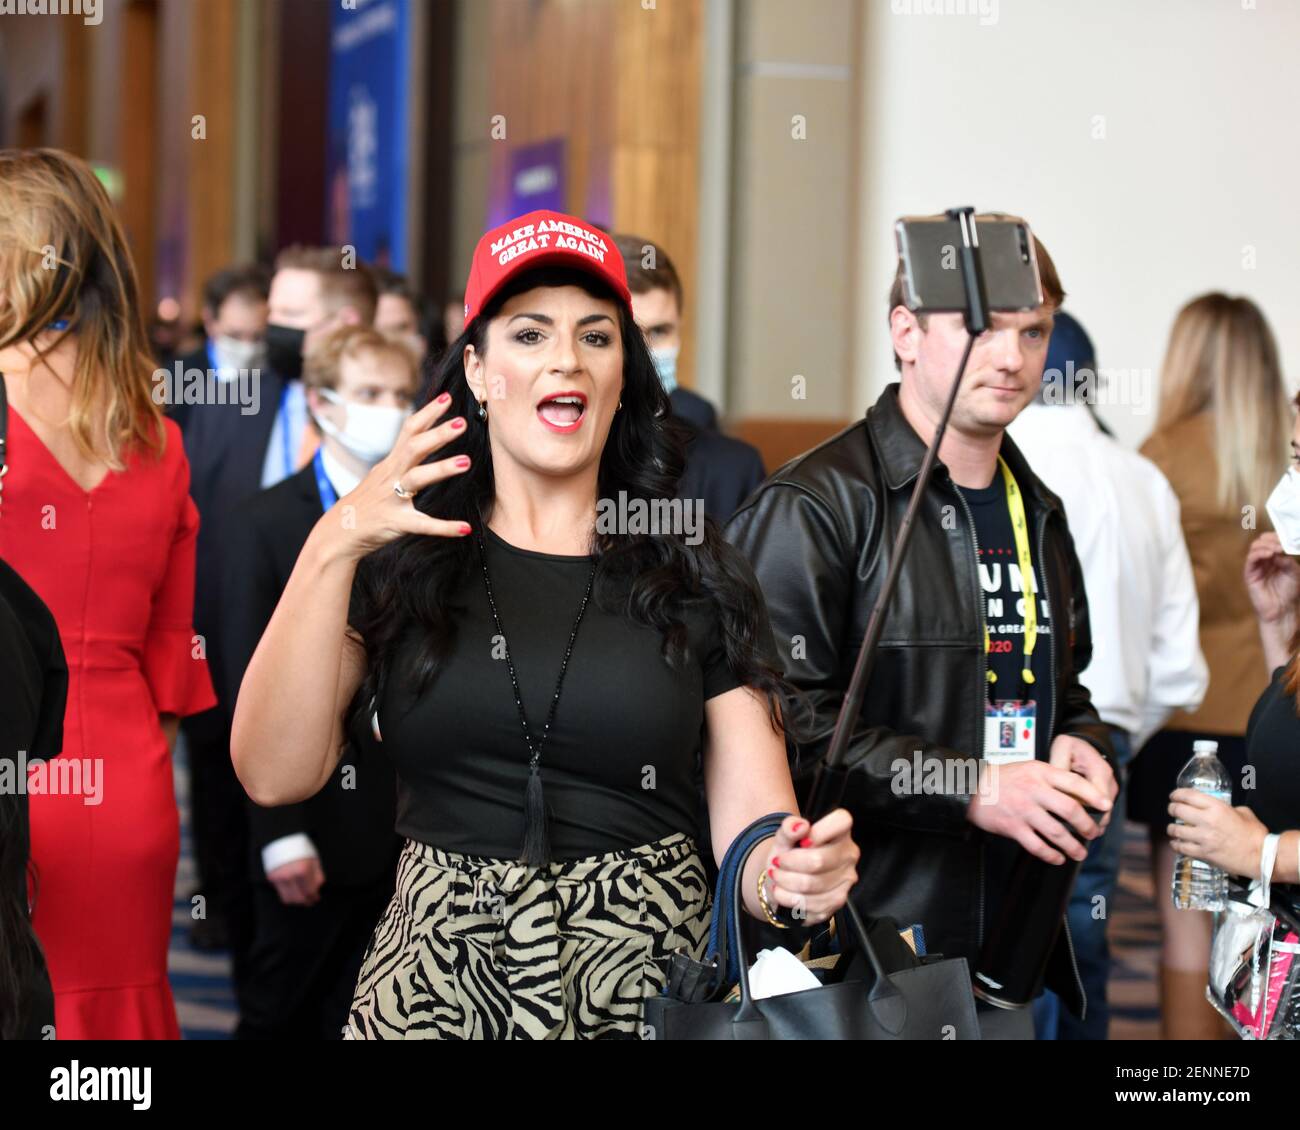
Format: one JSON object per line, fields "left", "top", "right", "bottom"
{"left": 264, "top": 323, "right": 306, "bottom": 380}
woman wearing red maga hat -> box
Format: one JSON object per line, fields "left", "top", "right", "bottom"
{"left": 232, "top": 209, "right": 857, "bottom": 1039}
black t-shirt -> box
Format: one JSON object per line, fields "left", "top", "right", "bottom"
{"left": 956, "top": 472, "right": 1057, "bottom": 934}
{"left": 1245, "top": 667, "right": 1300, "bottom": 834}
{"left": 364, "top": 526, "right": 782, "bottom": 860}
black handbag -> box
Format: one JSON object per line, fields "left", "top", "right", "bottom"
{"left": 644, "top": 814, "right": 981, "bottom": 1040}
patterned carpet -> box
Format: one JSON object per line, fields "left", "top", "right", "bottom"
{"left": 166, "top": 739, "right": 1163, "bottom": 1040}
{"left": 1108, "top": 823, "right": 1162, "bottom": 1039}
{"left": 170, "top": 738, "right": 237, "bottom": 1039}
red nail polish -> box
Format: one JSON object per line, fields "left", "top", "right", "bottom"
{"left": 450, "top": 417, "right": 465, "bottom": 430}
{"left": 792, "top": 821, "right": 806, "bottom": 833}
{"left": 455, "top": 455, "right": 471, "bottom": 468}
{"left": 771, "top": 855, "right": 780, "bottom": 867}
{"left": 799, "top": 837, "right": 813, "bottom": 848}
{"left": 767, "top": 866, "right": 776, "bottom": 878}
{"left": 436, "top": 391, "right": 450, "bottom": 404}
{"left": 458, "top": 523, "right": 472, "bottom": 535}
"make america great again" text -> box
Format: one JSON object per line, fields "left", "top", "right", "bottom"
{"left": 489, "top": 218, "right": 609, "bottom": 267}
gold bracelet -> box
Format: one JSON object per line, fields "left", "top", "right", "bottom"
{"left": 758, "top": 867, "right": 790, "bottom": 929}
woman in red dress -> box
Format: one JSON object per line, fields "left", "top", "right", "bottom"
{"left": 0, "top": 149, "right": 216, "bottom": 1039}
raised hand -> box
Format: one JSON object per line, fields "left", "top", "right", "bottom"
{"left": 1244, "top": 531, "right": 1300, "bottom": 625}
{"left": 315, "top": 390, "right": 475, "bottom": 560}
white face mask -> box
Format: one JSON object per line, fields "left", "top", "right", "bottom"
{"left": 316, "top": 388, "right": 411, "bottom": 465}
{"left": 212, "top": 334, "right": 266, "bottom": 376}
{"left": 1266, "top": 467, "right": 1300, "bottom": 554}
{"left": 651, "top": 345, "right": 679, "bottom": 394}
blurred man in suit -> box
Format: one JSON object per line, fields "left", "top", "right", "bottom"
{"left": 440, "top": 290, "right": 465, "bottom": 359}
{"left": 222, "top": 325, "right": 415, "bottom": 1039}
{"left": 613, "top": 233, "right": 766, "bottom": 522}
{"left": 176, "top": 250, "right": 376, "bottom": 970}
{"left": 168, "top": 265, "right": 271, "bottom": 435}
{"left": 371, "top": 266, "right": 430, "bottom": 363}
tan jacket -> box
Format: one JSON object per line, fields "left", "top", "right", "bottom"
{"left": 1141, "top": 413, "right": 1271, "bottom": 736}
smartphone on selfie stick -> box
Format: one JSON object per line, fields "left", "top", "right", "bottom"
{"left": 802, "top": 209, "right": 1045, "bottom": 821}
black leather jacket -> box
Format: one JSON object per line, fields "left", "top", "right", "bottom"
{"left": 725, "top": 383, "right": 1116, "bottom": 1017}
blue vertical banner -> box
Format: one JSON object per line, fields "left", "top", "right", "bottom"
{"left": 326, "top": 0, "right": 411, "bottom": 271}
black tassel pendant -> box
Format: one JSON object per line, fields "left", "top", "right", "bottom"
{"left": 520, "top": 760, "right": 550, "bottom": 867}
{"left": 475, "top": 530, "right": 596, "bottom": 871}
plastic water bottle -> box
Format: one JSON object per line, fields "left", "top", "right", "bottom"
{"left": 1171, "top": 740, "right": 1231, "bottom": 911}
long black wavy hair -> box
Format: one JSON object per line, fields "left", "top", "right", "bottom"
{"left": 347, "top": 265, "right": 811, "bottom": 751}
{"left": 0, "top": 794, "right": 42, "bottom": 1040}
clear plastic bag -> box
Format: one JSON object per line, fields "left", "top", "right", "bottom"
{"left": 1208, "top": 882, "right": 1300, "bottom": 1040}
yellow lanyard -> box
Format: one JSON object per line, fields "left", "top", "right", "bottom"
{"left": 984, "top": 455, "right": 1037, "bottom": 690}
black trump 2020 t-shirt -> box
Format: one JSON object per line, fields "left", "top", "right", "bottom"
{"left": 362, "top": 524, "right": 781, "bottom": 861}
{"left": 956, "top": 472, "right": 1058, "bottom": 938}
{"left": 955, "top": 472, "right": 1055, "bottom": 759}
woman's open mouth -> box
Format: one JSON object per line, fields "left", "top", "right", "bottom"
{"left": 536, "top": 391, "right": 587, "bottom": 433}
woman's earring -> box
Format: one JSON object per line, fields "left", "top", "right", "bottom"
{"left": 477, "top": 399, "right": 488, "bottom": 420}
{"left": 617, "top": 399, "right": 623, "bottom": 411}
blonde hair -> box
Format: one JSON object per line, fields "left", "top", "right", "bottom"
{"left": 0, "top": 148, "right": 164, "bottom": 467}
{"left": 303, "top": 325, "right": 420, "bottom": 393}
{"left": 1155, "top": 293, "right": 1290, "bottom": 514}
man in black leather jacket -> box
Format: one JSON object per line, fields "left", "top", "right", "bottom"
{"left": 726, "top": 228, "right": 1118, "bottom": 1036}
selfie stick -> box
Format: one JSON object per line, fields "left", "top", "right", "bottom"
{"left": 803, "top": 206, "right": 990, "bottom": 821}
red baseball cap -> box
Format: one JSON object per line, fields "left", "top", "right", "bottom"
{"left": 462, "top": 209, "right": 633, "bottom": 327}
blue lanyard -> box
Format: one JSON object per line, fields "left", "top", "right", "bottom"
{"left": 312, "top": 448, "right": 338, "bottom": 511}
{"left": 278, "top": 381, "right": 294, "bottom": 479}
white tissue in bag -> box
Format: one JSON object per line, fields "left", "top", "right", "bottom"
{"left": 747, "top": 946, "right": 821, "bottom": 999}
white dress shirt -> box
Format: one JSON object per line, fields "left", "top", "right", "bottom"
{"left": 1007, "top": 401, "right": 1209, "bottom": 749}
{"left": 318, "top": 444, "right": 364, "bottom": 498}
{"left": 259, "top": 379, "right": 309, "bottom": 489}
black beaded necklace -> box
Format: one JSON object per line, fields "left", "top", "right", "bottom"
{"left": 474, "top": 528, "right": 598, "bottom": 867}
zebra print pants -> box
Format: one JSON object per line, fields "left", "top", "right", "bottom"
{"left": 343, "top": 832, "right": 711, "bottom": 1039}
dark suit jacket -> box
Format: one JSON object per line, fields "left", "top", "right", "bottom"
{"left": 220, "top": 463, "right": 398, "bottom": 888}
{"left": 163, "top": 344, "right": 207, "bottom": 435}
{"left": 669, "top": 386, "right": 718, "bottom": 432}
{"left": 677, "top": 419, "right": 767, "bottom": 524}
{"left": 171, "top": 356, "right": 293, "bottom": 712}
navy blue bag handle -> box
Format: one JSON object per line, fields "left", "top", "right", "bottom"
{"left": 702, "top": 810, "right": 909, "bottom": 1038}
{"left": 706, "top": 812, "right": 791, "bottom": 986}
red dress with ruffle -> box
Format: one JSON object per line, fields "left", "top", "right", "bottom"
{"left": 0, "top": 410, "right": 216, "bottom": 1039}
